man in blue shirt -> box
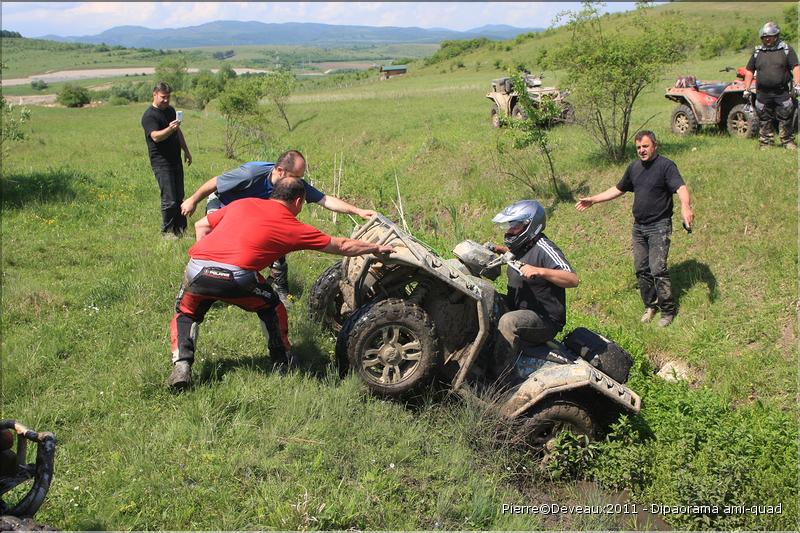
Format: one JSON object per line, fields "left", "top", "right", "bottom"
{"left": 181, "top": 150, "right": 376, "bottom": 304}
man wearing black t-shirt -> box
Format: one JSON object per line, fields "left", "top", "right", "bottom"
{"left": 576, "top": 131, "right": 693, "bottom": 327}
{"left": 141, "top": 82, "right": 193, "bottom": 237}
{"left": 743, "top": 22, "right": 800, "bottom": 150}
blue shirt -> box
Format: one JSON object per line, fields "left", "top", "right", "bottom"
{"left": 216, "top": 161, "right": 325, "bottom": 206}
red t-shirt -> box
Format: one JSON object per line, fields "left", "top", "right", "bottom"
{"left": 189, "top": 198, "right": 332, "bottom": 271}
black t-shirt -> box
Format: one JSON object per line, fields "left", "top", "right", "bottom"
{"left": 617, "top": 154, "right": 685, "bottom": 225}
{"left": 506, "top": 234, "right": 574, "bottom": 329}
{"left": 141, "top": 105, "right": 181, "bottom": 167}
{"left": 746, "top": 42, "right": 799, "bottom": 94}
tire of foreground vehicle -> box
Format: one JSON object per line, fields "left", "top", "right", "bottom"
{"left": 671, "top": 104, "right": 698, "bottom": 135}
{"left": 726, "top": 103, "right": 757, "bottom": 138}
{"left": 307, "top": 260, "right": 345, "bottom": 334}
{"left": 336, "top": 298, "right": 441, "bottom": 398}
{"left": 517, "top": 398, "right": 597, "bottom": 451}
{"left": 0, "top": 516, "right": 57, "bottom": 531}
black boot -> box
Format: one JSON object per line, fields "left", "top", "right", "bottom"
{"left": 270, "top": 257, "right": 292, "bottom": 308}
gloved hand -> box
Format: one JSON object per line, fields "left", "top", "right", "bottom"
{"left": 483, "top": 241, "right": 498, "bottom": 253}
{"left": 793, "top": 84, "right": 800, "bottom": 98}
{"left": 744, "top": 89, "right": 755, "bottom": 105}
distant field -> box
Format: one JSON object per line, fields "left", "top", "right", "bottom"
{"left": 0, "top": 37, "right": 437, "bottom": 79}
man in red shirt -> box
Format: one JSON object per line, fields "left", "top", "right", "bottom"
{"left": 168, "top": 177, "right": 393, "bottom": 389}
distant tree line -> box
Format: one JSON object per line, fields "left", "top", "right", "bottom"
{"left": 1, "top": 30, "right": 22, "bottom": 38}
{"left": 212, "top": 50, "right": 235, "bottom": 60}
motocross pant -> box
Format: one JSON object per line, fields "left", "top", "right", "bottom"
{"left": 206, "top": 195, "right": 291, "bottom": 299}
{"left": 632, "top": 219, "right": 674, "bottom": 317}
{"left": 170, "top": 258, "right": 291, "bottom": 365}
{"left": 754, "top": 92, "right": 795, "bottom": 146}
{"left": 493, "top": 309, "right": 560, "bottom": 381}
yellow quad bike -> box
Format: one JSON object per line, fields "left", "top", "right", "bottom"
{"left": 309, "top": 215, "right": 641, "bottom": 449}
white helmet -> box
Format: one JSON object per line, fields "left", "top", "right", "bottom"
{"left": 759, "top": 22, "right": 780, "bottom": 38}
{"left": 492, "top": 200, "right": 546, "bottom": 256}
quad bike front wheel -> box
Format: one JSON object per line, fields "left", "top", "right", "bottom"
{"left": 307, "top": 260, "right": 346, "bottom": 334}
{"left": 516, "top": 398, "right": 597, "bottom": 452}
{"left": 336, "top": 298, "right": 441, "bottom": 398}
{"left": 726, "top": 104, "right": 757, "bottom": 138}
{"left": 511, "top": 104, "right": 527, "bottom": 121}
{"left": 671, "top": 104, "right": 698, "bottom": 135}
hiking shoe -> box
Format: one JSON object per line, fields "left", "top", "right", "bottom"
{"left": 640, "top": 308, "right": 658, "bottom": 323}
{"left": 168, "top": 361, "right": 192, "bottom": 389}
{"left": 658, "top": 314, "right": 674, "bottom": 328}
{"left": 784, "top": 141, "right": 797, "bottom": 151}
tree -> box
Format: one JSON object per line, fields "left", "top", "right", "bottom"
{"left": 218, "top": 77, "right": 268, "bottom": 159}
{"left": 1, "top": 64, "right": 30, "bottom": 159}
{"left": 497, "top": 71, "right": 565, "bottom": 199}
{"left": 190, "top": 69, "right": 222, "bottom": 109}
{"left": 155, "top": 55, "right": 188, "bottom": 91}
{"left": 261, "top": 70, "right": 296, "bottom": 131}
{"left": 554, "top": 2, "right": 686, "bottom": 161}
{"left": 57, "top": 84, "right": 91, "bottom": 107}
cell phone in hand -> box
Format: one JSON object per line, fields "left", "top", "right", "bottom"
{"left": 176, "top": 110, "right": 184, "bottom": 123}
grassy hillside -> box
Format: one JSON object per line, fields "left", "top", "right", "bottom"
{"left": 2, "top": 3, "right": 797, "bottom": 530}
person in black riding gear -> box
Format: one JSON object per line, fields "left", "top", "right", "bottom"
{"left": 743, "top": 22, "right": 800, "bottom": 150}
{"left": 484, "top": 200, "right": 579, "bottom": 383}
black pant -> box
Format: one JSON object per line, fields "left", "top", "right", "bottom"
{"left": 754, "top": 91, "right": 795, "bottom": 146}
{"left": 152, "top": 164, "right": 186, "bottom": 235}
{"left": 632, "top": 219, "right": 674, "bottom": 316}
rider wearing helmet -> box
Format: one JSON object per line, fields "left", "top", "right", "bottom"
{"left": 743, "top": 22, "right": 800, "bottom": 150}
{"left": 486, "top": 200, "right": 579, "bottom": 383}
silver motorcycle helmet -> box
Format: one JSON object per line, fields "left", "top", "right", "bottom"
{"left": 492, "top": 200, "right": 546, "bottom": 256}
{"left": 759, "top": 21, "right": 780, "bottom": 39}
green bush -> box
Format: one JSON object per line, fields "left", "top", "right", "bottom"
{"left": 56, "top": 84, "right": 91, "bottom": 107}
{"left": 30, "top": 79, "right": 48, "bottom": 91}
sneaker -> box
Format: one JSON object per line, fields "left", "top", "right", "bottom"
{"left": 640, "top": 308, "right": 658, "bottom": 323}
{"left": 784, "top": 142, "right": 797, "bottom": 151}
{"left": 658, "top": 314, "right": 674, "bottom": 328}
{"left": 168, "top": 361, "right": 192, "bottom": 389}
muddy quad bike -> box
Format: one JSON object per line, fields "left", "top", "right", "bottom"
{"left": 665, "top": 67, "right": 764, "bottom": 138}
{"left": 0, "top": 421, "right": 56, "bottom": 530}
{"left": 487, "top": 73, "right": 574, "bottom": 128}
{"left": 309, "top": 215, "right": 641, "bottom": 449}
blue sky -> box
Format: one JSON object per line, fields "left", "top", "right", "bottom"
{"left": 2, "top": 2, "right": 640, "bottom": 38}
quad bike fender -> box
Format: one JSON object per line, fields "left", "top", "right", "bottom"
{"left": 487, "top": 92, "right": 513, "bottom": 114}
{"left": 498, "top": 359, "right": 641, "bottom": 420}
{"left": 665, "top": 91, "right": 716, "bottom": 124}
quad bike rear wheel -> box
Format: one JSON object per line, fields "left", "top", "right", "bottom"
{"left": 307, "top": 260, "right": 346, "bottom": 334}
{"left": 726, "top": 104, "right": 757, "bottom": 138}
{"left": 336, "top": 298, "right": 441, "bottom": 398}
{"left": 516, "top": 398, "right": 597, "bottom": 452}
{"left": 671, "top": 104, "right": 698, "bottom": 135}
{"left": 490, "top": 104, "right": 501, "bottom": 128}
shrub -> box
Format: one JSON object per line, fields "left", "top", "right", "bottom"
{"left": 30, "top": 79, "right": 48, "bottom": 91}
{"left": 57, "top": 84, "right": 91, "bottom": 107}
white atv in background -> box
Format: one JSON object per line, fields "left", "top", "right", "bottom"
{"left": 309, "top": 215, "right": 641, "bottom": 448}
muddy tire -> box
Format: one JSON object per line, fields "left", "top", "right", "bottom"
{"left": 491, "top": 104, "right": 501, "bottom": 128}
{"left": 559, "top": 102, "right": 576, "bottom": 124}
{"left": 511, "top": 104, "right": 527, "bottom": 120}
{"left": 308, "top": 260, "right": 346, "bottom": 334}
{"left": 336, "top": 298, "right": 441, "bottom": 398}
{"left": 517, "top": 398, "right": 597, "bottom": 450}
{"left": 671, "top": 104, "right": 697, "bottom": 135}
{"left": 726, "top": 104, "right": 757, "bottom": 138}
